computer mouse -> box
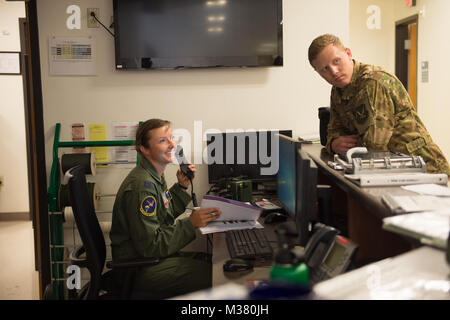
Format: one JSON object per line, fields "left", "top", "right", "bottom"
{"left": 264, "top": 212, "right": 287, "bottom": 224}
{"left": 223, "top": 258, "right": 253, "bottom": 272}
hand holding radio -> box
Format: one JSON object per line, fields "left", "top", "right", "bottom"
{"left": 175, "top": 146, "right": 195, "bottom": 180}
{"left": 175, "top": 145, "right": 198, "bottom": 207}
{"left": 176, "top": 164, "right": 196, "bottom": 188}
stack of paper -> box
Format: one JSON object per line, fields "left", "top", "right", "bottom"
{"left": 401, "top": 183, "right": 450, "bottom": 196}
{"left": 382, "top": 183, "right": 450, "bottom": 214}
{"left": 381, "top": 194, "right": 450, "bottom": 214}
{"left": 382, "top": 209, "right": 450, "bottom": 249}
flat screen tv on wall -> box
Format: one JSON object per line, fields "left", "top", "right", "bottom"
{"left": 113, "top": 0, "right": 283, "bottom": 70}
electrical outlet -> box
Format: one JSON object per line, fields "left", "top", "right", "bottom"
{"left": 87, "top": 8, "right": 100, "bottom": 28}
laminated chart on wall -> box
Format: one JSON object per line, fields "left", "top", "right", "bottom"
{"left": 88, "top": 123, "right": 108, "bottom": 167}
{"left": 112, "top": 121, "right": 139, "bottom": 167}
{"left": 49, "top": 36, "right": 96, "bottom": 75}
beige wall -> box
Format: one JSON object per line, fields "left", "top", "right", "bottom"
{"left": 36, "top": 0, "right": 350, "bottom": 204}
{"left": 349, "top": 0, "right": 450, "bottom": 162}
{"left": 0, "top": 0, "right": 27, "bottom": 213}
{"left": 393, "top": 0, "right": 450, "bottom": 162}
{"left": 349, "top": 0, "right": 395, "bottom": 71}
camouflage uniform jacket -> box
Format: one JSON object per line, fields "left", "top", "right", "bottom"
{"left": 110, "top": 156, "right": 195, "bottom": 261}
{"left": 326, "top": 60, "right": 450, "bottom": 175}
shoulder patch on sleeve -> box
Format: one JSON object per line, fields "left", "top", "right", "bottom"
{"left": 140, "top": 196, "right": 157, "bottom": 217}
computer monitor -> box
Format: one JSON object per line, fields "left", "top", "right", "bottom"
{"left": 277, "top": 134, "right": 318, "bottom": 246}
{"left": 206, "top": 130, "right": 292, "bottom": 184}
{"left": 277, "top": 134, "right": 298, "bottom": 215}
{"left": 296, "top": 148, "right": 318, "bottom": 246}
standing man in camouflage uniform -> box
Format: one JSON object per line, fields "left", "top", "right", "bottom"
{"left": 110, "top": 119, "right": 221, "bottom": 298}
{"left": 308, "top": 34, "right": 450, "bottom": 175}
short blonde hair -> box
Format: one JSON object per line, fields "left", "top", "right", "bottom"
{"left": 308, "top": 34, "right": 346, "bottom": 66}
{"left": 135, "top": 119, "right": 171, "bottom": 153}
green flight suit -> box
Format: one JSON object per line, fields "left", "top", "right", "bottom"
{"left": 109, "top": 156, "right": 211, "bottom": 298}
{"left": 326, "top": 60, "right": 450, "bottom": 175}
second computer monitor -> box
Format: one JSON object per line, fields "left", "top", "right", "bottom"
{"left": 296, "top": 148, "right": 318, "bottom": 246}
{"left": 277, "top": 134, "right": 318, "bottom": 246}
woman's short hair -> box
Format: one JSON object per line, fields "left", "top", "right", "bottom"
{"left": 135, "top": 119, "right": 171, "bottom": 153}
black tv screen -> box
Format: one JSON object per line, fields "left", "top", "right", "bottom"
{"left": 113, "top": 0, "right": 283, "bottom": 70}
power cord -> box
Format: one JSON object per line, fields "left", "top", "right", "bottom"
{"left": 190, "top": 178, "right": 198, "bottom": 207}
{"left": 90, "top": 12, "right": 115, "bottom": 37}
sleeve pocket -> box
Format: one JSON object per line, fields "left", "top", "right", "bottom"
{"left": 406, "top": 137, "right": 426, "bottom": 153}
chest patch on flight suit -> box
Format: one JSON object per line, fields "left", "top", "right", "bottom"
{"left": 355, "top": 104, "right": 369, "bottom": 125}
{"left": 140, "top": 196, "right": 157, "bottom": 216}
{"left": 162, "top": 189, "right": 172, "bottom": 209}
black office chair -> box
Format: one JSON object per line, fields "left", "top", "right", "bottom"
{"left": 318, "top": 106, "right": 330, "bottom": 147}
{"left": 65, "top": 165, "right": 159, "bottom": 300}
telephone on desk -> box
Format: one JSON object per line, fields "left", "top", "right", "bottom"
{"left": 272, "top": 222, "right": 358, "bottom": 285}
{"left": 304, "top": 223, "right": 358, "bottom": 283}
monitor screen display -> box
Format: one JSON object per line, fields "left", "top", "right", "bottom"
{"left": 206, "top": 130, "right": 292, "bottom": 184}
{"left": 277, "top": 134, "right": 298, "bottom": 215}
{"left": 113, "top": 0, "right": 283, "bottom": 69}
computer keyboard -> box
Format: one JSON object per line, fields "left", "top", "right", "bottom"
{"left": 225, "top": 228, "right": 274, "bottom": 260}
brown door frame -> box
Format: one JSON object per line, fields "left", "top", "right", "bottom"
{"left": 395, "top": 15, "right": 419, "bottom": 108}
{"left": 21, "top": 0, "right": 51, "bottom": 299}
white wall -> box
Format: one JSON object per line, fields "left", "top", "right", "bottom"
{"left": 349, "top": 0, "right": 450, "bottom": 162}
{"left": 349, "top": 0, "right": 395, "bottom": 71}
{"left": 0, "top": 0, "right": 27, "bottom": 213}
{"left": 393, "top": 0, "right": 450, "bottom": 162}
{"left": 36, "top": 0, "right": 350, "bottom": 204}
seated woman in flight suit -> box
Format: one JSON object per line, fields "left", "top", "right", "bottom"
{"left": 110, "top": 119, "right": 221, "bottom": 298}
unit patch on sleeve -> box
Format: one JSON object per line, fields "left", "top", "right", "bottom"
{"left": 162, "top": 189, "right": 172, "bottom": 209}
{"left": 140, "top": 196, "right": 157, "bottom": 216}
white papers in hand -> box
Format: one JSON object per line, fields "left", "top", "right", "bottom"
{"left": 199, "top": 220, "right": 264, "bottom": 235}
{"left": 199, "top": 195, "right": 262, "bottom": 234}
{"left": 200, "top": 195, "right": 261, "bottom": 222}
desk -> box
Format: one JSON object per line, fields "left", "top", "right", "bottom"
{"left": 312, "top": 246, "right": 450, "bottom": 300}
{"left": 302, "top": 144, "right": 420, "bottom": 266}
{"left": 210, "top": 144, "right": 445, "bottom": 290}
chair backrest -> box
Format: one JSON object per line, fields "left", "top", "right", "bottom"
{"left": 67, "top": 165, "right": 106, "bottom": 299}
{"left": 318, "top": 106, "right": 330, "bottom": 147}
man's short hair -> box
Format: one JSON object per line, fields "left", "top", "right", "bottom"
{"left": 135, "top": 119, "right": 171, "bottom": 153}
{"left": 308, "top": 34, "right": 346, "bottom": 66}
